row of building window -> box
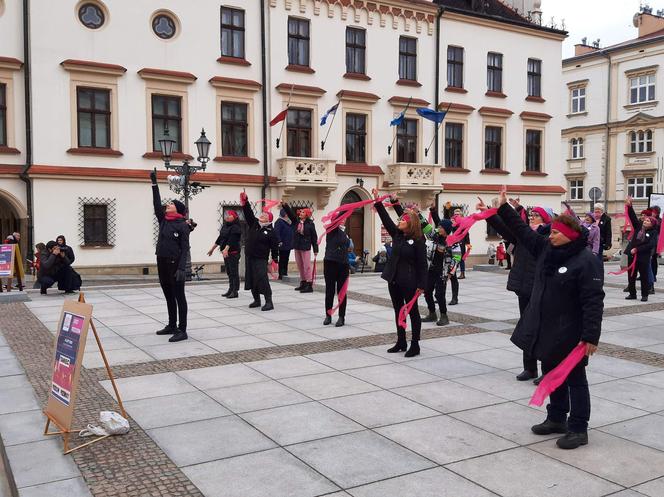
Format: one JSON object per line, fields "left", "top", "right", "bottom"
{"left": 569, "top": 74, "right": 657, "bottom": 115}
{"left": 569, "top": 177, "right": 653, "bottom": 201}
{"left": 568, "top": 130, "right": 654, "bottom": 160}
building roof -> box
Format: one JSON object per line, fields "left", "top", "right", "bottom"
{"left": 564, "top": 27, "right": 664, "bottom": 64}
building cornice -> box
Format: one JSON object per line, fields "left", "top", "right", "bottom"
{"left": 61, "top": 59, "right": 126, "bottom": 76}
{"left": 138, "top": 68, "right": 197, "bottom": 84}
{"left": 438, "top": 102, "right": 475, "bottom": 114}
{"left": 336, "top": 90, "right": 381, "bottom": 103}
{"left": 478, "top": 106, "right": 514, "bottom": 117}
{"left": 442, "top": 10, "right": 567, "bottom": 41}
{"left": 388, "top": 96, "right": 430, "bottom": 107}
{"left": 520, "top": 111, "right": 552, "bottom": 122}
{"left": 0, "top": 56, "right": 24, "bottom": 71}
{"left": 209, "top": 76, "right": 262, "bottom": 92}
{"left": 276, "top": 83, "right": 326, "bottom": 97}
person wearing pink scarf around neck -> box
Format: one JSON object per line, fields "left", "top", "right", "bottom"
{"left": 281, "top": 202, "right": 318, "bottom": 293}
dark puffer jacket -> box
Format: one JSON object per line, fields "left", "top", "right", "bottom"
{"left": 498, "top": 204, "right": 604, "bottom": 364}
{"left": 283, "top": 203, "right": 319, "bottom": 253}
{"left": 625, "top": 205, "right": 657, "bottom": 257}
{"left": 324, "top": 228, "right": 350, "bottom": 265}
{"left": 152, "top": 185, "right": 190, "bottom": 272}
{"left": 487, "top": 206, "right": 550, "bottom": 298}
{"left": 242, "top": 203, "right": 279, "bottom": 261}
{"left": 215, "top": 220, "right": 242, "bottom": 253}
{"left": 374, "top": 201, "right": 427, "bottom": 290}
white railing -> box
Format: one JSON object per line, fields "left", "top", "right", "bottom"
{"left": 386, "top": 163, "right": 439, "bottom": 188}
{"left": 277, "top": 157, "right": 338, "bottom": 185}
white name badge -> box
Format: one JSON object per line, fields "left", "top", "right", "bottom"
{"left": 558, "top": 266, "right": 567, "bottom": 274}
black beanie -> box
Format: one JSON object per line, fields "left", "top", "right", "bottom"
{"left": 172, "top": 199, "right": 186, "bottom": 215}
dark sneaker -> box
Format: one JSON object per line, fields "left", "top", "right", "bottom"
{"left": 226, "top": 292, "right": 238, "bottom": 299}
{"left": 531, "top": 419, "right": 568, "bottom": 435}
{"left": 168, "top": 331, "right": 188, "bottom": 342}
{"left": 323, "top": 315, "right": 332, "bottom": 326}
{"left": 516, "top": 370, "right": 537, "bottom": 381}
{"left": 436, "top": 314, "right": 449, "bottom": 326}
{"left": 556, "top": 431, "right": 588, "bottom": 450}
{"left": 156, "top": 325, "right": 178, "bottom": 336}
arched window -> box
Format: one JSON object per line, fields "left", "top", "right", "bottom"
{"left": 630, "top": 129, "right": 653, "bottom": 153}
{"left": 571, "top": 137, "right": 584, "bottom": 159}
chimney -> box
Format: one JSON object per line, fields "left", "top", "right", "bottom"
{"left": 574, "top": 41, "right": 599, "bottom": 57}
{"left": 634, "top": 9, "right": 664, "bottom": 38}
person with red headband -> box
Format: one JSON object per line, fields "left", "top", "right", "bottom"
{"left": 240, "top": 192, "right": 279, "bottom": 311}
{"left": 625, "top": 196, "right": 657, "bottom": 302}
{"left": 322, "top": 213, "right": 351, "bottom": 327}
{"left": 207, "top": 210, "right": 242, "bottom": 298}
{"left": 490, "top": 186, "right": 604, "bottom": 450}
{"left": 150, "top": 169, "right": 190, "bottom": 343}
{"left": 372, "top": 188, "right": 427, "bottom": 357}
{"left": 282, "top": 203, "right": 319, "bottom": 293}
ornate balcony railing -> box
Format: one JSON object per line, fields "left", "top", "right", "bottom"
{"left": 385, "top": 163, "right": 440, "bottom": 190}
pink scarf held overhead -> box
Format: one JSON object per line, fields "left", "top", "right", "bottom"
{"left": 530, "top": 343, "right": 586, "bottom": 407}
{"left": 398, "top": 290, "right": 423, "bottom": 331}
{"left": 621, "top": 204, "right": 635, "bottom": 241}
{"left": 259, "top": 199, "right": 281, "bottom": 214}
{"left": 446, "top": 208, "right": 499, "bottom": 246}
{"left": 317, "top": 194, "right": 391, "bottom": 245}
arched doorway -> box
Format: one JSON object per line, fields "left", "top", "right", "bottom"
{"left": 0, "top": 190, "right": 27, "bottom": 257}
{"left": 341, "top": 189, "right": 364, "bottom": 256}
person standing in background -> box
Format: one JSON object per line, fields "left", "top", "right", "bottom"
{"left": 274, "top": 209, "right": 294, "bottom": 279}
{"left": 207, "top": 210, "right": 242, "bottom": 298}
{"left": 594, "top": 203, "right": 612, "bottom": 264}
{"left": 282, "top": 203, "right": 318, "bottom": 293}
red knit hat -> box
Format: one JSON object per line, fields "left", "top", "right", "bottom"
{"left": 531, "top": 207, "right": 551, "bottom": 224}
{"left": 641, "top": 209, "right": 653, "bottom": 217}
{"left": 226, "top": 210, "right": 238, "bottom": 220}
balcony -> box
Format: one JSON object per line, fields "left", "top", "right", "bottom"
{"left": 276, "top": 157, "right": 338, "bottom": 207}
{"left": 385, "top": 163, "right": 441, "bottom": 191}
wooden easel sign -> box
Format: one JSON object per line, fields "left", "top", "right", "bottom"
{"left": 0, "top": 244, "right": 25, "bottom": 292}
{"left": 43, "top": 294, "right": 126, "bottom": 454}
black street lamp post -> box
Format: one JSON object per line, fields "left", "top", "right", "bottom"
{"left": 158, "top": 126, "right": 211, "bottom": 213}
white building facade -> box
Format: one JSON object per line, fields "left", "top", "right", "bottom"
{"left": 0, "top": 0, "right": 565, "bottom": 273}
{"left": 561, "top": 8, "right": 664, "bottom": 252}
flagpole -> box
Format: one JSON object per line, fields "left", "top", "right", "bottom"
{"left": 321, "top": 96, "right": 342, "bottom": 151}
{"left": 277, "top": 84, "right": 294, "bottom": 149}
{"left": 424, "top": 102, "right": 452, "bottom": 157}
{"left": 388, "top": 96, "right": 412, "bottom": 155}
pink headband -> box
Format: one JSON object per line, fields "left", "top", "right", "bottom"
{"left": 400, "top": 214, "right": 411, "bottom": 223}
{"left": 552, "top": 222, "right": 580, "bottom": 241}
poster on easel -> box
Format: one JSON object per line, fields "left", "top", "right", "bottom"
{"left": 45, "top": 300, "right": 92, "bottom": 432}
{"left": 0, "top": 244, "right": 14, "bottom": 277}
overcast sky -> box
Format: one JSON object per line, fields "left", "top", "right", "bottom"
{"left": 543, "top": 0, "right": 650, "bottom": 58}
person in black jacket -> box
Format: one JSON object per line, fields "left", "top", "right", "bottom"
{"left": 208, "top": 210, "right": 242, "bottom": 298}
{"left": 372, "top": 188, "right": 427, "bottom": 357}
{"left": 624, "top": 197, "right": 657, "bottom": 302}
{"left": 494, "top": 187, "right": 604, "bottom": 450}
{"left": 323, "top": 217, "right": 350, "bottom": 327}
{"left": 38, "top": 240, "right": 80, "bottom": 294}
{"left": 240, "top": 192, "right": 279, "bottom": 311}
{"left": 482, "top": 198, "right": 551, "bottom": 383}
{"left": 282, "top": 203, "right": 318, "bottom": 293}
{"left": 593, "top": 203, "right": 612, "bottom": 263}
{"left": 55, "top": 235, "right": 75, "bottom": 265}
{"left": 274, "top": 209, "right": 294, "bottom": 279}
{"left": 150, "top": 170, "right": 190, "bottom": 342}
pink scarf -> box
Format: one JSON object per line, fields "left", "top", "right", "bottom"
{"left": 398, "top": 290, "right": 422, "bottom": 330}
{"left": 446, "top": 208, "right": 499, "bottom": 246}
{"left": 297, "top": 221, "right": 304, "bottom": 235}
{"left": 164, "top": 212, "right": 185, "bottom": 221}
{"left": 317, "top": 194, "right": 390, "bottom": 245}
{"left": 327, "top": 276, "right": 350, "bottom": 316}
{"left": 609, "top": 251, "right": 638, "bottom": 277}
{"left": 530, "top": 343, "right": 586, "bottom": 406}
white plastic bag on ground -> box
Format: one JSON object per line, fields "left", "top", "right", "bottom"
{"left": 79, "top": 411, "right": 130, "bottom": 437}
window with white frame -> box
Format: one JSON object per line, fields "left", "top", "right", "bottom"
{"left": 569, "top": 179, "right": 584, "bottom": 200}
{"left": 627, "top": 177, "right": 653, "bottom": 199}
{"left": 570, "top": 137, "right": 584, "bottom": 159}
{"left": 630, "top": 74, "right": 656, "bottom": 104}
{"left": 571, "top": 87, "right": 586, "bottom": 113}
{"left": 629, "top": 130, "right": 653, "bottom": 153}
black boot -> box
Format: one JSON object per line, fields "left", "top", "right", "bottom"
{"left": 436, "top": 313, "right": 449, "bottom": 326}
{"left": 261, "top": 299, "right": 274, "bottom": 311}
{"left": 641, "top": 295, "right": 649, "bottom": 302}
{"left": 294, "top": 281, "right": 304, "bottom": 291}
{"left": 404, "top": 340, "right": 420, "bottom": 358}
{"left": 156, "top": 324, "right": 178, "bottom": 336}
{"left": 422, "top": 311, "right": 437, "bottom": 323}
{"left": 650, "top": 286, "right": 655, "bottom": 295}
{"left": 448, "top": 297, "right": 458, "bottom": 306}
{"left": 516, "top": 369, "right": 537, "bottom": 381}
{"left": 623, "top": 287, "right": 630, "bottom": 292}
{"left": 323, "top": 315, "right": 332, "bottom": 325}
{"left": 40, "top": 285, "right": 48, "bottom": 295}
{"left": 556, "top": 431, "right": 588, "bottom": 449}
{"left": 169, "top": 329, "right": 188, "bottom": 342}
{"left": 222, "top": 288, "right": 231, "bottom": 297}
{"left": 300, "top": 282, "right": 313, "bottom": 293}
{"left": 625, "top": 294, "right": 637, "bottom": 300}
{"left": 227, "top": 291, "right": 238, "bottom": 299}
{"left": 335, "top": 316, "right": 345, "bottom": 327}
{"left": 249, "top": 299, "right": 261, "bottom": 308}
{"left": 387, "top": 330, "right": 407, "bottom": 353}
{"left": 531, "top": 419, "right": 568, "bottom": 435}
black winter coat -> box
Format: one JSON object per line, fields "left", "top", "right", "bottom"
{"left": 498, "top": 203, "right": 604, "bottom": 364}
{"left": 375, "top": 201, "right": 427, "bottom": 290}
{"left": 152, "top": 185, "right": 190, "bottom": 272}
{"left": 242, "top": 203, "right": 279, "bottom": 261}
{"left": 215, "top": 220, "right": 242, "bottom": 253}
{"left": 487, "top": 206, "right": 550, "bottom": 298}
{"left": 625, "top": 205, "right": 657, "bottom": 257}
{"left": 283, "top": 204, "right": 319, "bottom": 252}
{"left": 324, "top": 228, "right": 350, "bottom": 265}
{"left": 39, "top": 250, "right": 71, "bottom": 279}
{"left": 598, "top": 213, "right": 612, "bottom": 250}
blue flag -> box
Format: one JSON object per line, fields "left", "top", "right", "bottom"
{"left": 320, "top": 103, "right": 339, "bottom": 126}
{"left": 416, "top": 107, "right": 447, "bottom": 124}
{"left": 390, "top": 112, "right": 406, "bottom": 127}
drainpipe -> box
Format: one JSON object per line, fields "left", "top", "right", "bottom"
{"left": 601, "top": 50, "right": 611, "bottom": 221}
{"left": 259, "top": 0, "right": 269, "bottom": 200}
{"left": 434, "top": 5, "right": 444, "bottom": 212}
{"left": 20, "top": 0, "right": 34, "bottom": 259}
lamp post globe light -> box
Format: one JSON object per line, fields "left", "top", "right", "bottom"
{"left": 158, "top": 126, "right": 211, "bottom": 213}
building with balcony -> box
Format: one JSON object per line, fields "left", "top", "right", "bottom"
{"left": 1, "top": 0, "right": 565, "bottom": 272}
{"left": 562, "top": 7, "right": 664, "bottom": 252}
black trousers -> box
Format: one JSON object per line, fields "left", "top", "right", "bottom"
{"left": 224, "top": 253, "right": 240, "bottom": 292}
{"left": 279, "top": 250, "right": 291, "bottom": 277}
{"left": 518, "top": 294, "right": 538, "bottom": 373}
{"left": 245, "top": 257, "right": 272, "bottom": 301}
{"left": 388, "top": 282, "right": 421, "bottom": 341}
{"left": 425, "top": 268, "right": 458, "bottom": 314}
{"left": 627, "top": 254, "right": 651, "bottom": 298}
{"left": 505, "top": 253, "right": 512, "bottom": 269}
{"left": 324, "top": 260, "right": 349, "bottom": 318}
{"left": 542, "top": 360, "right": 590, "bottom": 433}
{"left": 652, "top": 252, "right": 658, "bottom": 282}
{"left": 157, "top": 257, "right": 188, "bottom": 331}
